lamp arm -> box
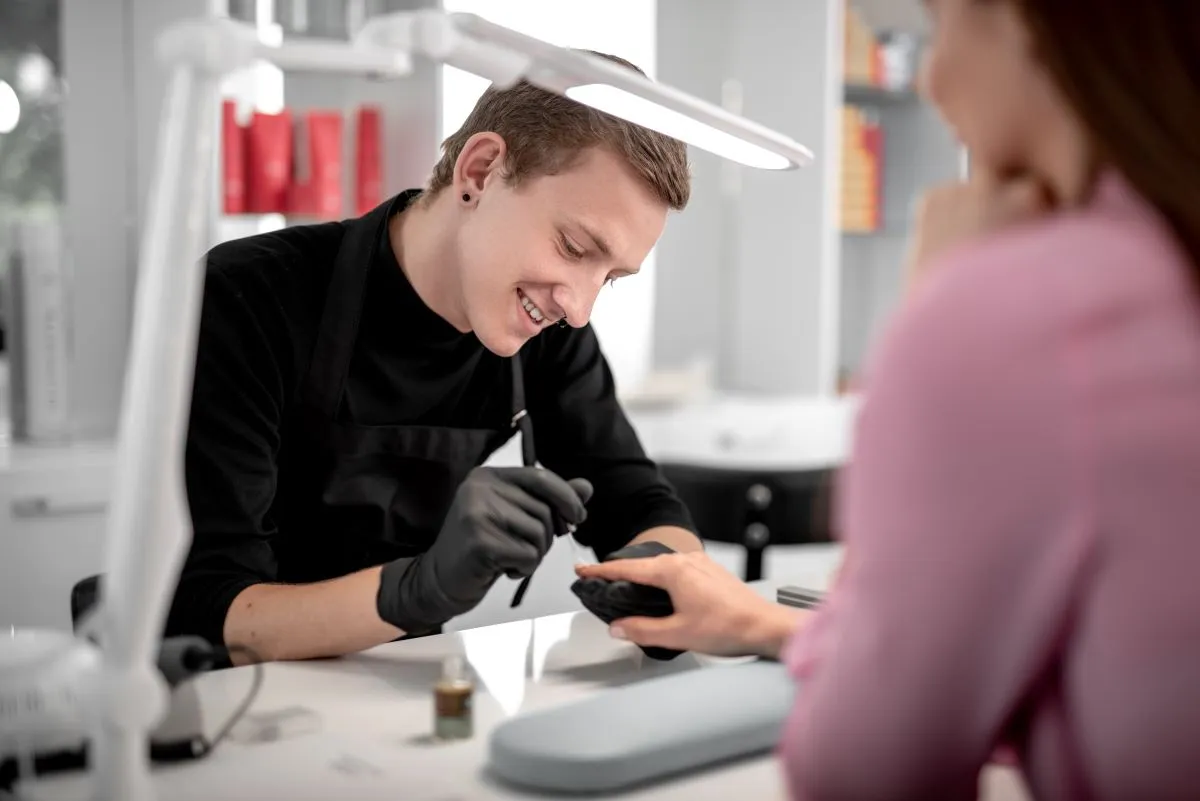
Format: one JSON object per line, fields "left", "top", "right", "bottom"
{"left": 90, "top": 57, "right": 222, "bottom": 801}
{"left": 90, "top": 16, "right": 422, "bottom": 801}
{"left": 87, "top": 13, "right": 517, "bottom": 799}
{"left": 355, "top": 10, "right": 531, "bottom": 87}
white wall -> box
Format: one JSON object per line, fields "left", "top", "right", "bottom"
{"left": 439, "top": 0, "right": 660, "bottom": 395}
{"left": 653, "top": 0, "right": 843, "bottom": 397}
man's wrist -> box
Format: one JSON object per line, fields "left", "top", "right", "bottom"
{"left": 604, "top": 540, "right": 676, "bottom": 562}
{"left": 376, "top": 556, "right": 447, "bottom": 633}
{"left": 628, "top": 525, "right": 703, "bottom": 553}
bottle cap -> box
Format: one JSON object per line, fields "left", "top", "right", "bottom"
{"left": 441, "top": 655, "right": 468, "bottom": 684}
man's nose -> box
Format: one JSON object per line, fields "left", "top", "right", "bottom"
{"left": 551, "top": 279, "right": 601, "bottom": 329}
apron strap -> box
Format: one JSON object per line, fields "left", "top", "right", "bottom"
{"left": 510, "top": 355, "right": 536, "bottom": 467}
{"left": 302, "top": 189, "right": 536, "bottom": 465}
{"left": 303, "top": 193, "right": 416, "bottom": 419}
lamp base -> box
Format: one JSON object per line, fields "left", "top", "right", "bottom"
{"left": 0, "top": 629, "right": 99, "bottom": 790}
{"left": 1, "top": 629, "right": 250, "bottom": 799}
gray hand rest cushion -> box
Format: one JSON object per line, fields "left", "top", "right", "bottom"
{"left": 487, "top": 659, "right": 795, "bottom": 794}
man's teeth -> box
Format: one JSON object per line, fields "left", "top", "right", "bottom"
{"left": 520, "top": 292, "right": 546, "bottom": 323}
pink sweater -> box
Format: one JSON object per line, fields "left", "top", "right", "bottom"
{"left": 779, "top": 173, "right": 1200, "bottom": 801}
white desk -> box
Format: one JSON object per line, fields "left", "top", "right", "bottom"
{"left": 488, "top": 392, "right": 859, "bottom": 475}
{"left": 26, "top": 560, "right": 1030, "bottom": 801}
{"left": 483, "top": 392, "right": 860, "bottom": 474}
{"left": 626, "top": 393, "right": 860, "bottom": 472}
{"left": 0, "top": 439, "right": 112, "bottom": 631}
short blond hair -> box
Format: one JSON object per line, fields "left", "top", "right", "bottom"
{"left": 427, "top": 52, "right": 690, "bottom": 210}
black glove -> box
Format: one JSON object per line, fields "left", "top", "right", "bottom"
{"left": 571, "top": 540, "right": 685, "bottom": 661}
{"left": 377, "top": 467, "right": 593, "bottom": 633}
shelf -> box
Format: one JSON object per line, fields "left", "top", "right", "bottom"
{"left": 844, "top": 82, "right": 919, "bottom": 104}
{"left": 842, "top": 229, "right": 904, "bottom": 238}
{"left": 841, "top": 223, "right": 910, "bottom": 238}
{"left": 220, "top": 212, "right": 341, "bottom": 222}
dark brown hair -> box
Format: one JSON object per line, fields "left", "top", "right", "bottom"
{"left": 427, "top": 51, "right": 690, "bottom": 210}
{"left": 1013, "top": 1, "right": 1200, "bottom": 272}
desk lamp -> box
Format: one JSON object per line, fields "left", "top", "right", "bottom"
{"left": 0, "top": 11, "right": 812, "bottom": 801}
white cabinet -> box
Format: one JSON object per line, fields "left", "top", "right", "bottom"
{"left": 0, "top": 441, "right": 113, "bottom": 632}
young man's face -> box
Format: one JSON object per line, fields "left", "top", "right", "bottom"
{"left": 455, "top": 144, "right": 669, "bottom": 357}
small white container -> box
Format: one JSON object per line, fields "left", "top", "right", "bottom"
{"left": 880, "top": 33, "right": 920, "bottom": 92}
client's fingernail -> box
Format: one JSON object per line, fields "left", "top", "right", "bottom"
{"left": 610, "top": 625, "right": 627, "bottom": 640}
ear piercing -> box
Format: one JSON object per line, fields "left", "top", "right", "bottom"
{"left": 557, "top": 318, "right": 569, "bottom": 329}
{"left": 462, "top": 192, "right": 471, "bottom": 202}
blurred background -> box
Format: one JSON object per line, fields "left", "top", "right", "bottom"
{"left": 0, "top": 0, "right": 961, "bottom": 632}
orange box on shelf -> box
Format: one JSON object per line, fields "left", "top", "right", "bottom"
{"left": 840, "top": 103, "right": 884, "bottom": 232}
{"left": 843, "top": 1, "right": 879, "bottom": 86}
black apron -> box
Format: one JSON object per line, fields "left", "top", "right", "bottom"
{"left": 271, "top": 195, "right": 528, "bottom": 592}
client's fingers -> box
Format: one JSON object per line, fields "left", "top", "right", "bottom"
{"left": 574, "top": 555, "right": 673, "bottom": 588}
{"left": 609, "top": 615, "right": 687, "bottom": 649}
{"left": 998, "top": 177, "right": 1052, "bottom": 219}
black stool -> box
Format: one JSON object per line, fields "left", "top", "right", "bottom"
{"left": 660, "top": 462, "right": 835, "bottom": 582}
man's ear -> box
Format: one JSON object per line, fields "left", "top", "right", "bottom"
{"left": 454, "top": 132, "right": 508, "bottom": 198}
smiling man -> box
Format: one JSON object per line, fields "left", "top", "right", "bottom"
{"left": 165, "top": 52, "right": 702, "bottom": 664}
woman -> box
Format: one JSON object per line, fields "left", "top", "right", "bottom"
{"left": 576, "top": 1, "right": 1200, "bottom": 798}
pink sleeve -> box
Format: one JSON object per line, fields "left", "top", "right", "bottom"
{"left": 778, "top": 257, "right": 1095, "bottom": 801}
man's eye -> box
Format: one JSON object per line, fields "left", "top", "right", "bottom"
{"left": 560, "top": 236, "right": 584, "bottom": 259}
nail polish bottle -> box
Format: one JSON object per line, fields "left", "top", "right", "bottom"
{"left": 434, "top": 655, "right": 474, "bottom": 740}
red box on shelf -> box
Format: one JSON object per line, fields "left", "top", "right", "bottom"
{"left": 355, "top": 105, "right": 383, "bottom": 215}
{"left": 247, "top": 109, "right": 293, "bottom": 214}
{"left": 221, "top": 100, "right": 247, "bottom": 214}
{"left": 288, "top": 110, "right": 344, "bottom": 219}
{"left": 862, "top": 116, "right": 884, "bottom": 230}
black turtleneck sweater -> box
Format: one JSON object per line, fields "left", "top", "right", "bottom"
{"left": 167, "top": 192, "right": 694, "bottom": 646}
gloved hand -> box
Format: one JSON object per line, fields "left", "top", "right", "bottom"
{"left": 377, "top": 467, "right": 593, "bottom": 634}
{"left": 571, "top": 540, "right": 685, "bottom": 661}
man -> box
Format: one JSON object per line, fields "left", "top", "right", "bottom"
{"left": 165, "top": 53, "right": 702, "bottom": 663}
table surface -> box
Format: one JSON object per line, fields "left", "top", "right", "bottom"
{"left": 26, "top": 551, "right": 1031, "bottom": 801}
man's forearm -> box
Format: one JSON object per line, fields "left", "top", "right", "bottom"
{"left": 223, "top": 566, "right": 403, "bottom": 663}
{"left": 630, "top": 525, "right": 704, "bottom": 553}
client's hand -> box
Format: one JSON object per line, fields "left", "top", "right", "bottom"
{"left": 574, "top": 551, "right": 810, "bottom": 659}
{"left": 575, "top": 541, "right": 683, "bottom": 661}
{"left": 905, "top": 166, "right": 1051, "bottom": 293}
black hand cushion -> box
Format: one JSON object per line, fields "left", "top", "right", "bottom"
{"left": 571, "top": 577, "right": 674, "bottom": 619}
{"left": 570, "top": 541, "right": 685, "bottom": 661}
